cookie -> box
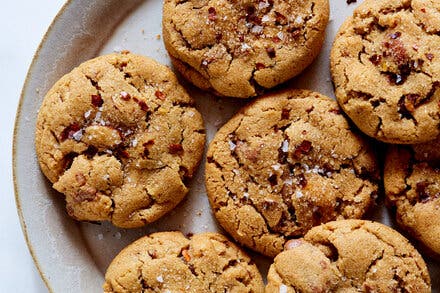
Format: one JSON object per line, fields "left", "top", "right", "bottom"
{"left": 205, "top": 89, "right": 379, "bottom": 257}
{"left": 103, "top": 232, "right": 264, "bottom": 292}
{"left": 35, "top": 53, "right": 205, "bottom": 228}
{"left": 331, "top": 0, "right": 440, "bottom": 144}
{"left": 384, "top": 137, "right": 440, "bottom": 256}
{"left": 266, "top": 220, "right": 431, "bottom": 292}
{"left": 162, "top": 0, "right": 329, "bottom": 98}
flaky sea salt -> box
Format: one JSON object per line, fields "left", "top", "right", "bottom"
{"left": 295, "top": 15, "right": 303, "bottom": 24}
{"left": 282, "top": 140, "right": 289, "bottom": 152}
{"left": 156, "top": 276, "right": 164, "bottom": 283}
{"left": 251, "top": 25, "right": 263, "bottom": 34}
{"left": 97, "top": 233, "right": 103, "bottom": 240}
{"left": 262, "top": 15, "right": 270, "bottom": 22}
{"left": 272, "top": 164, "right": 281, "bottom": 171}
{"left": 84, "top": 110, "right": 92, "bottom": 119}
{"left": 228, "top": 140, "right": 236, "bottom": 151}
{"left": 258, "top": 0, "right": 270, "bottom": 9}
{"left": 131, "top": 138, "right": 138, "bottom": 147}
{"left": 284, "top": 178, "right": 293, "bottom": 185}
{"left": 241, "top": 43, "right": 252, "bottom": 50}
{"left": 277, "top": 31, "right": 285, "bottom": 41}
{"left": 72, "top": 130, "right": 83, "bottom": 141}
{"left": 295, "top": 190, "right": 303, "bottom": 199}
{"left": 279, "top": 284, "right": 288, "bottom": 293}
{"left": 115, "top": 232, "right": 121, "bottom": 239}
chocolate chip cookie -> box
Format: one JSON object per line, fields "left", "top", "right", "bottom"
{"left": 266, "top": 220, "right": 431, "bottom": 293}
{"left": 331, "top": 0, "right": 440, "bottom": 144}
{"left": 384, "top": 137, "right": 440, "bottom": 256}
{"left": 103, "top": 232, "right": 264, "bottom": 292}
{"left": 35, "top": 52, "right": 205, "bottom": 228}
{"left": 163, "top": 0, "right": 329, "bottom": 98}
{"left": 205, "top": 89, "right": 380, "bottom": 257}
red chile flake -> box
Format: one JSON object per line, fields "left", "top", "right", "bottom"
{"left": 266, "top": 47, "right": 276, "bottom": 58}
{"left": 137, "top": 100, "right": 149, "bottom": 112}
{"left": 169, "top": 143, "right": 184, "bottom": 154}
{"left": 91, "top": 94, "right": 103, "bottom": 107}
{"left": 294, "top": 140, "right": 313, "bottom": 157}
{"left": 426, "top": 53, "right": 434, "bottom": 61}
{"left": 274, "top": 11, "right": 287, "bottom": 24}
{"left": 281, "top": 108, "right": 290, "bottom": 119}
{"left": 297, "top": 173, "right": 308, "bottom": 189}
{"left": 272, "top": 36, "right": 281, "bottom": 43}
{"left": 404, "top": 94, "right": 421, "bottom": 112}
{"left": 60, "top": 123, "right": 81, "bottom": 141}
{"left": 120, "top": 91, "right": 131, "bottom": 101}
{"left": 255, "top": 63, "right": 265, "bottom": 70}
{"left": 268, "top": 174, "right": 278, "bottom": 186}
{"left": 208, "top": 7, "right": 217, "bottom": 21}
{"left": 369, "top": 54, "right": 382, "bottom": 65}
{"left": 416, "top": 181, "right": 431, "bottom": 202}
{"left": 155, "top": 90, "right": 166, "bottom": 100}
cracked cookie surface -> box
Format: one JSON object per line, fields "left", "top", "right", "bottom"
{"left": 103, "top": 232, "right": 264, "bottom": 292}
{"left": 205, "top": 89, "right": 379, "bottom": 257}
{"left": 35, "top": 53, "right": 205, "bottom": 228}
{"left": 331, "top": 0, "right": 440, "bottom": 144}
{"left": 266, "top": 220, "right": 431, "bottom": 293}
{"left": 384, "top": 137, "right": 440, "bottom": 256}
{"left": 162, "top": 0, "right": 329, "bottom": 98}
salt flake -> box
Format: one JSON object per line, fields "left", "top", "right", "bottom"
{"left": 279, "top": 284, "right": 288, "bottom": 293}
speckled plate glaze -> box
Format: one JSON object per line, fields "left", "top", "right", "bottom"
{"left": 14, "top": 0, "right": 440, "bottom": 292}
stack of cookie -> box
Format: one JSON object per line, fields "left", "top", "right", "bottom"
{"left": 34, "top": 0, "right": 438, "bottom": 291}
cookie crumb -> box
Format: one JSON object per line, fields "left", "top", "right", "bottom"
{"left": 346, "top": 0, "right": 357, "bottom": 4}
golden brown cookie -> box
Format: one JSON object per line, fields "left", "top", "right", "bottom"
{"left": 331, "top": 0, "right": 440, "bottom": 144}
{"left": 266, "top": 220, "right": 431, "bottom": 293}
{"left": 384, "top": 137, "right": 440, "bottom": 257}
{"left": 205, "top": 89, "right": 380, "bottom": 257}
{"left": 35, "top": 53, "right": 205, "bottom": 228}
{"left": 103, "top": 232, "right": 264, "bottom": 292}
{"left": 163, "top": 0, "right": 329, "bottom": 98}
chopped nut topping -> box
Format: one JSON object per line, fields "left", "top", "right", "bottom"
{"left": 74, "top": 186, "right": 97, "bottom": 202}
{"left": 75, "top": 173, "right": 86, "bottom": 186}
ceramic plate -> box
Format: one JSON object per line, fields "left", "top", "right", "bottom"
{"left": 14, "top": 0, "right": 440, "bottom": 292}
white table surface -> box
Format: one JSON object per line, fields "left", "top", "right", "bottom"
{"left": 1, "top": 1, "right": 65, "bottom": 292}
